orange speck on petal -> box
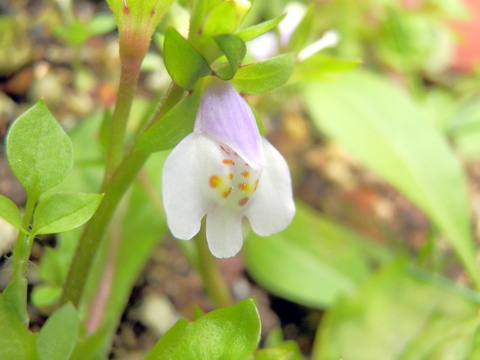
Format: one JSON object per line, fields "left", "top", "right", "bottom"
{"left": 223, "top": 159, "right": 234, "bottom": 165}
{"left": 241, "top": 171, "right": 250, "bottom": 177}
{"left": 238, "top": 182, "right": 249, "bottom": 191}
{"left": 209, "top": 175, "right": 222, "bottom": 188}
{"left": 223, "top": 187, "right": 232, "bottom": 198}
{"left": 238, "top": 197, "right": 249, "bottom": 206}
{"left": 227, "top": 173, "right": 233, "bottom": 180}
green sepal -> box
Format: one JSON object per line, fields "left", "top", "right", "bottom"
{"left": 202, "top": 1, "right": 239, "bottom": 36}
{"left": 136, "top": 91, "right": 201, "bottom": 152}
{"left": 163, "top": 28, "right": 211, "bottom": 90}
{"left": 213, "top": 34, "right": 246, "bottom": 80}
{"left": 232, "top": 53, "right": 296, "bottom": 94}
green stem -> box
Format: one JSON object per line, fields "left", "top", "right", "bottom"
{"left": 61, "top": 83, "right": 185, "bottom": 307}
{"left": 9, "top": 194, "right": 37, "bottom": 325}
{"left": 104, "top": 56, "right": 143, "bottom": 179}
{"left": 194, "top": 221, "right": 234, "bottom": 308}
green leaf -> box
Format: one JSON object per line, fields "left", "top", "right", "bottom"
{"left": 136, "top": 93, "right": 200, "bottom": 152}
{"left": 254, "top": 348, "right": 293, "bottom": 360}
{"left": 145, "top": 299, "right": 260, "bottom": 360}
{"left": 213, "top": 34, "right": 246, "bottom": 80}
{"left": 38, "top": 247, "right": 65, "bottom": 285}
{"left": 313, "top": 262, "right": 480, "bottom": 360}
{"left": 449, "top": 97, "right": 480, "bottom": 161}
{"left": 37, "top": 303, "right": 79, "bottom": 360}
{"left": 263, "top": 329, "right": 302, "bottom": 360}
{"left": 31, "top": 192, "right": 103, "bottom": 235}
{"left": 245, "top": 203, "right": 391, "bottom": 309}
{"left": 304, "top": 70, "right": 479, "bottom": 285}
{"left": 71, "top": 325, "right": 110, "bottom": 360}
{"left": 87, "top": 13, "right": 116, "bottom": 36}
{"left": 293, "top": 55, "right": 360, "bottom": 82}
{"left": 31, "top": 284, "right": 62, "bottom": 309}
{"left": 6, "top": 100, "right": 73, "bottom": 197}
{"left": 0, "top": 195, "right": 24, "bottom": 231}
{"left": 237, "top": 14, "right": 286, "bottom": 42}
{"left": 232, "top": 53, "right": 295, "bottom": 94}
{"left": 2, "top": 278, "right": 28, "bottom": 325}
{"left": 164, "top": 28, "right": 211, "bottom": 90}
{"left": 0, "top": 293, "right": 38, "bottom": 360}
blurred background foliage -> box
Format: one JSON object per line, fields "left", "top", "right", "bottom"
{"left": 1, "top": 0, "right": 480, "bottom": 359}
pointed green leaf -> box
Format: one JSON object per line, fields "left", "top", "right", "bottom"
{"left": 37, "top": 303, "right": 79, "bottom": 360}
{"left": 213, "top": 34, "right": 246, "bottom": 80}
{"left": 164, "top": 28, "right": 211, "bottom": 90}
{"left": 232, "top": 53, "right": 295, "bottom": 94}
{"left": 146, "top": 299, "right": 260, "bottom": 360}
{"left": 0, "top": 195, "right": 25, "bottom": 232}
{"left": 6, "top": 100, "right": 73, "bottom": 197}
{"left": 136, "top": 92, "right": 200, "bottom": 152}
{"left": 304, "top": 70, "right": 479, "bottom": 285}
{"left": 31, "top": 192, "right": 103, "bottom": 235}
{"left": 237, "top": 14, "right": 286, "bottom": 42}
{"left": 0, "top": 293, "right": 38, "bottom": 360}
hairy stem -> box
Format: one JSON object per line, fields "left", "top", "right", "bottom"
{"left": 104, "top": 56, "right": 143, "bottom": 179}
{"left": 9, "top": 194, "right": 37, "bottom": 325}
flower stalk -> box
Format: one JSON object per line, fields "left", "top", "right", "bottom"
{"left": 194, "top": 221, "right": 234, "bottom": 308}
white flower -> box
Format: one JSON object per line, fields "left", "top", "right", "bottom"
{"left": 162, "top": 80, "right": 295, "bottom": 258}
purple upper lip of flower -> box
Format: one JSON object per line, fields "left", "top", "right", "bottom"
{"left": 195, "top": 80, "right": 265, "bottom": 168}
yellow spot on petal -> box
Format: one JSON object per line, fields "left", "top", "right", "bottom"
{"left": 238, "top": 182, "right": 249, "bottom": 191}
{"left": 227, "top": 173, "right": 233, "bottom": 180}
{"left": 238, "top": 197, "right": 249, "bottom": 206}
{"left": 209, "top": 175, "right": 222, "bottom": 188}
{"left": 223, "top": 187, "right": 232, "bottom": 198}
{"left": 241, "top": 171, "right": 250, "bottom": 178}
